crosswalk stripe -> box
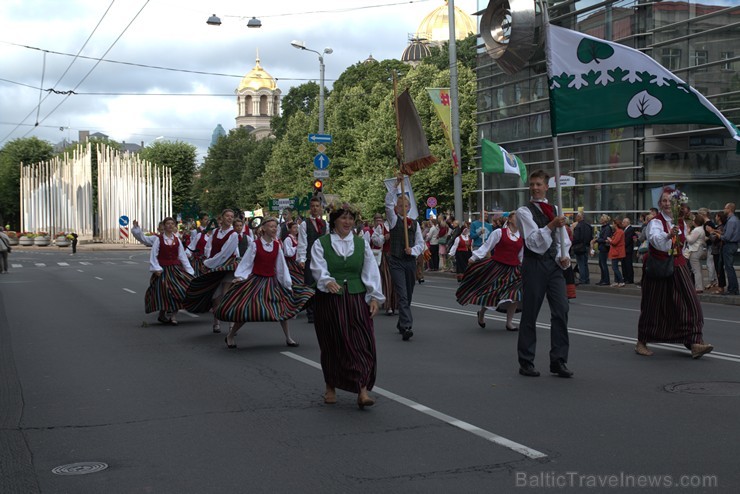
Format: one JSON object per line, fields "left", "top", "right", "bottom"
{"left": 58, "top": 262, "right": 70, "bottom": 266}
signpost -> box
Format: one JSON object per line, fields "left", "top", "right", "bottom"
{"left": 426, "top": 208, "right": 437, "bottom": 219}
{"left": 426, "top": 196, "right": 438, "bottom": 208}
{"left": 313, "top": 169, "right": 329, "bottom": 178}
{"left": 313, "top": 153, "right": 330, "bottom": 169}
{"left": 308, "top": 133, "right": 333, "bottom": 144}
{"left": 118, "top": 215, "right": 129, "bottom": 241}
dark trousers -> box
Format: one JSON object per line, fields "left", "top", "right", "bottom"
{"left": 303, "top": 259, "right": 316, "bottom": 319}
{"left": 621, "top": 253, "right": 634, "bottom": 283}
{"left": 575, "top": 252, "right": 589, "bottom": 283}
{"left": 722, "top": 242, "right": 738, "bottom": 294}
{"left": 388, "top": 255, "right": 417, "bottom": 330}
{"left": 517, "top": 256, "right": 570, "bottom": 367}
{"left": 429, "top": 244, "right": 439, "bottom": 270}
{"left": 598, "top": 250, "right": 610, "bottom": 284}
{"left": 611, "top": 258, "right": 624, "bottom": 283}
{"left": 714, "top": 253, "right": 726, "bottom": 288}
{"left": 72, "top": 239, "right": 77, "bottom": 254}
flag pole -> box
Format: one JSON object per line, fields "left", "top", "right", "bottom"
{"left": 393, "top": 73, "right": 410, "bottom": 250}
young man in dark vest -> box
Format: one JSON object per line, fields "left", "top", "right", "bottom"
{"left": 298, "top": 197, "right": 328, "bottom": 323}
{"left": 384, "top": 177, "right": 426, "bottom": 341}
{"left": 515, "top": 169, "right": 573, "bottom": 378}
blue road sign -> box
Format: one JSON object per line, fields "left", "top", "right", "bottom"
{"left": 425, "top": 208, "right": 437, "bottom": 219}
{"left": 313, "top": 153, "right": 330, "bottom": 169}
{"left": 119, "top": 215, "right": 129, "bottom": 227}
{"left": 308, "top": 133, "right": 333, "bottom": 144}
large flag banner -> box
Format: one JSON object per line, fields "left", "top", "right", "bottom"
{"left": 426, "top": 88, "right": 459, "bottom": 168}
{"left": 545, "top": 24, "right": 740, "bottom": 142}
{"left": 481, "top": 138, "right": 527, "bottom": 184}
{"left": 396, "top": 88, "right": 438, "bottom": 175}
{"left": 383, "top": 176, "right": 419, "bottom": 220}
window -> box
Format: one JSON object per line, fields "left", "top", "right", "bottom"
{"left": 721, "top": 52, "right": 734, "bottom": 71}
{"left": 660, "top": 48, "right": 681, "bottom": 71}
{"left": 693, "top": 50, "right": 708, "bottom": 71}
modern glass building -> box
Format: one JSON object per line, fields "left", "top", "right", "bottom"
{"left": 475, "top": 0, "right": 739, "bottom": 219}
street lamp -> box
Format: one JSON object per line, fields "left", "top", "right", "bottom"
{"left": 206, "top": 14, "right": 262, "bottom": 28}
{"left": 291, "top": 40, "right": 333, "bottom": 134}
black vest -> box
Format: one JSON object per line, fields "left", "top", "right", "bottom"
{"left": 523, "top": 203, "right": 558, "bottom": 260}
{"left": 305, "top": 218, "right": 323, "bottom": 261}
{"left": 390, "top": 218, "right": 417, "bottom": 260}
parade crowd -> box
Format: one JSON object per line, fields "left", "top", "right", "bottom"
{"left": 132, "top": 170, "right": 738, "bottom": 407}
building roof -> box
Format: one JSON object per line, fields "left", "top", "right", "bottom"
{"left": 237, "top": 52, "right": 278, "bottom": 92}
{"left": 416, "top": 1, "right": 475, "bottom": 44}
{"left": 401, "top": 38, "right": 432, "bottom": 63}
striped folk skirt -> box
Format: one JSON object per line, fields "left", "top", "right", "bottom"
{"left": 313, "top": 291, "right": 376, "bottom": 393}
{"left": 456, "top": 257, "right": 522, "bottom": 312}
{"left": 189, "top": 256, "right": 207, "bottom": 277}
{"left": 379, "top": 253, "right": 399, "bottom": 311}
{"left": 214, "top": 275, "right": 314, "bottom": 323}
{"left": 183, "top": 257, "right": 238, "bottom": 313}
{"left": 285, "top": 257, "right": 304, "bottom": 285}
{"left": 144, "top": 265, "right": 193, "bottom": 313}
{"left": 638, "top": 264, "right": 704, "bottom": 346}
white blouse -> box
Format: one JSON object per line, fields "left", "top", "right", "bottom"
{"left": 149, "top": 234, "right": 194, "bottom": 275}
{"left": 203, "top": 227, "right": 239, "bottom": 269}
{"left": 448, "top": 234, "right": 470, "bottom": 256}
{"left": 471, "top": 228, "right": 524, "bottom": 263}
{"left": 310, "top": 233, "right": 385, "bottom": 305}
{"left": 132, "top": 225, "right": 156, "bottom": 247}
{"left": 384, "top": 190, "right": 426, "bottom": 258}
{"left": 647, "top": 212, "right": 689, "bottom": 253}
{"left": 233, "top": 237, "right": 292, "bottom": 290}
{"left": 283, "top": 235, "right": 298, "bottom": 258}
{"left": 516, "top": 201, "right": 571, "bottom": 263}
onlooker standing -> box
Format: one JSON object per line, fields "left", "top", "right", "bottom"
{"left": 0, "top": 227, "right": 11, "bottom": 274}
{"left": 426, "top": 219, "right": 440, "bottom": 271}
{"left": 621, "top": 217, "right": 636, "bottom": 284}
{"left": 607, "top": 218, "right": 625, "bottom": 287}
{"left": 572, "top": 213, "right": 592, "bottom": 284}
{"left": 685, "top": 214, "right": 707, "bottom": 293}
{"left": 470, "top": 212, "right": 493, "bottom": 250}
{"left": 709, "top": 212, "right": 727, "bottom": 293}
{"left": 715, "top": 203, "right": 739, "bottom": 295}
{"left": 437, "top": 217, "right": 450, "bottom": 271}
{"left": 595, "top": 214, "right": 612, "bottom": 285}
{"left": 699, "top": 208, "right": 718, "bottom": 289}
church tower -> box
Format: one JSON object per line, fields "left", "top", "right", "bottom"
{"left": 235, "top": 51, "right": 281, "bottom": 140}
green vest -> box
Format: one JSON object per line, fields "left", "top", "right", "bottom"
{"left": 318, "top": 235, "right": 366, "bottom": 294}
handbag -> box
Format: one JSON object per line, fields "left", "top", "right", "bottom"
{"left": 637, "top": 240, "right": 649, "bottom": 255}
{"left": 645, "top": 253, "right": 674, "bottom": 279}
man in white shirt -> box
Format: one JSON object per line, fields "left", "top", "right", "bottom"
{"left": 297, "top": 197, "right": 328, "bottom": 322}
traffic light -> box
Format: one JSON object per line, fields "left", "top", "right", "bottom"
{"left": 313, "top": 179, "right": 323, "bottom": 193}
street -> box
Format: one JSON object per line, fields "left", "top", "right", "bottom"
{"left": 2, "top": 248, "right": 739, "bottom": 493}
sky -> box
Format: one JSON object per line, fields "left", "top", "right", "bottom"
{"left": 0, "top": 0, "right": 479, "bottom": 160}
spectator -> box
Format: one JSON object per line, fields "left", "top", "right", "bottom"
{"left": 685, "top": 214, "right": 707, "bottom": 293}
{"left": 594, "top": 214, "right": 612, "bottom": 285}
{"left": 622, "top": 217, "right": 636, "bottom": 284}
{"left": 607, "top": 218, "right": 625, "bottom": 287}
{"left": 572, "top": 213, "right": 592, "bottom": 284}
{"left": 715, "top": 203, "right": 739, "bottom": 296}
{"left": 470, "top": 211, "right": 494, "bottom": 250}
{"left": 709, "top": 212, "right": 727, "bottom": 293}
{"left": 0, "top": 226, "right": 11, "bottom": 274}
{"left": 426, "top": 218, "right": 440, "bottom": 271}
{"left": 699, "top": 208, "right": 718, "bottom": 289}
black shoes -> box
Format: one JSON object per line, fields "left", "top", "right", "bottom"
{"left": 224, "top": 337, "right": 237, "bottom": 349}
{"left": 286, "top": 340, "right": 299, "bottom": 347}
{"left": 519, "top": 364, "right": 540, "bottom": 377}
{"left": 550, "top": 360, "right": 574, "bottom": 378}
{"left": 402, "top": 329, "right": 414, "bottom": 341}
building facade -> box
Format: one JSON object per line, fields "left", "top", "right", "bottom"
{"left": 235, "top": 54, "right": 281, "bottom": 140}
{"left": 475, "top": 0, "right": 739, "bottom": 218}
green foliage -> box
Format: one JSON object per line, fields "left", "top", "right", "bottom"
{"left": 140, "top": 141, "right": 197, "bottom": 216}
{"left": 263, "top": 112, "right": 316, "bottom": 201}
{"left": 420, "top": 34, "right": 478, "bottom": 71}
{"left": 0, "top": 137, "right": 54, "bottom": 228}
{"left": 271, "top": 82, "right": 321, "bottom": 139}
{"left": 332, "top": 59, "right": 410, "bottom": 96}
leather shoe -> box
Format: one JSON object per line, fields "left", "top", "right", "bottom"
{"left": 691, "top": 343, "right": 713, "bottom": 359}
{"left": 357, "top": 393, "right": 375, "bottom": 409}
{"left": 286, "top": 340, "right": 299, "bottom": 347}
{"left": 550, "top": 360, "right": 574, "bottom": 378}
{"left": 402, "top": 329, "right": 414, "bottom": 341}
{"left": 518, "top": 364, "right": 540, "bottom": 377}
{"left": 224, "top": 337, "right": 237, "bottom": 349}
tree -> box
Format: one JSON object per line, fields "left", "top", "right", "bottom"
{"left": 420, "top": 34, "right": 478, "bottom": 71}
{"left": 0, "top": 137, "right": 54, "bottom": 229}
{"left": 140, "top": 141, "right": 198, "bottom": 217}
{"left": 270, "top": 82, "right": 320, "bottom": 139}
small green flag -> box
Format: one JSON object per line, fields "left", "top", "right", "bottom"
{"left": 481, "top": 138, "right": 527, "bottom": 184}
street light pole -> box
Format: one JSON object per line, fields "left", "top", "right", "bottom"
{"left": 291, "top": 41, "right": 332, "bottom": 134}
{"left": 448, "top": 0, "right": 464, "bottom": 222}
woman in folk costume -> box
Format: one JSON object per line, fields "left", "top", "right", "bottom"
{"left": 186, "top": 219, "right": 211, "bottom": 276}
{"left": 448, "top": 226, "right": 472, "bottom": 282}
{"left": 145, "top": 217, "right": 194, "bottom": 325}
{"left": 282, "top": 221, "right": 304, "bottom": 284}
{"left": 183, "top": 209, "right": 239, "bottom": 333}
{"left": 216, "top": 217, "right": 312, "bottom": 349}
{"left": 456, "top": 211, "right": 523, "bottom": 331}
{"left": 635, "top": 188, "right": 713, "bottom": 358}
{"left": 310, "top": 202, "right": 384, "bottom": 408}
{"left": 370, "top": 213, "right": 398, "bottom": 315}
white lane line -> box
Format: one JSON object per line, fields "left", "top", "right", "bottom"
{"left": 579, "top": 302, "right": 740, "bottom": 324}
{"left": 282, "top": 351, "right": 547, "bottom": 460}
{"left": 103, "top": 261, "right": 115, "bottom": 265}
{"left": 411, "top": 302, "right": 740, "bottom": 363}
{"left": 11, "top": 264, "right": 22, "bottom": 268}
{"left": 57, "top": 262, "right": 69, "bottom": 266}
{"left": 181, "top": 311, "right": 200, "bottom": 318}
{"left": 79, "top": 262, "right": 92, "bottom": 265}
{"left": 94, "top": 276, "right": 103, "bottom": 280}
{"left": 77, "top": 269, "right": 84, "bottom": 272}
{"left": 123, "top": 261, "right": 138, "bottom": 264}
{"left": 35, "top": 263, "right": 46, "bottom": 267}
{"left": 123, "top": 288, "right": 136, "bottom": 294}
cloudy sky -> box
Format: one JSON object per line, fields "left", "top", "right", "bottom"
{"left": 0, "top": 0, "right": 479, "bottom": 159}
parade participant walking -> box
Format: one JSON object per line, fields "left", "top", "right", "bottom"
{"left": 145, "top": 217, "right": 194, "bottom": 325}
{"left": 184, "top": 209, "right": 239, "bottom": 333}
{"left": 385, "top": 176, "right": 426, "bottom": 341}
{"left": 132, "top": 220, "right": 162, "bottom": 247}
{"left": 297, "top": 197, "right": 328, "bottom": 323}
{"left": 516, "top": 169, "right": 573, "bottom": 378}
{"left": 310, "top": 202, "right": 384, "bottom": 408}
{"left": 233, "top": 218, "right": 252, "bottom": 259}
{"left": 282, "top": 222, "right": 304, "bottom": 284}
{"left": 448, "top": 226, "right": 472, "bottom": 282}
{"left": 216, "top": 217, "right": 311, "bottom": 349}
{"left": 636, "top": 188, "right": 713, "bottom": 358}
{"left": 456, "top": 213, "right": 523, "bottom": 331}
{"left": 371, "top": 213, "right": 399, "bottom": 316}
{"left": 622, "top": 217, "right": 636, "bottom": 284}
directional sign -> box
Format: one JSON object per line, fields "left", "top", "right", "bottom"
{"left": 425, "top": 208, "right": 437, "bottom": 220}
{"left": 308, "top": 133, "right": 333, "bottom": 144}
{"left": 313, "top": 169, "right": 330, "bottom": 178}
{"left": 314, "top": 153, "right": 330, "bottom": 169}
{"left": 316, "top": 144, "right": 327, "bottom": 153}
{"left": 119, "top": 215, "right": 129, "bottom": 227}
{"left": 426, "top": 196, "right": 438, "bottom": 208}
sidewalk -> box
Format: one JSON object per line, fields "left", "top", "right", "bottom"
{"left": 11, "top": 241, "right": 150, "bottom": 252}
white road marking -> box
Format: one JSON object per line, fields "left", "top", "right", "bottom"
{"left": 579, "top": 302, "right": 740, "bottom": 324}
{"left": 11, "top": 264, "right": 22, "bottom": 268}
{"left": 35, "top": 263, "right": 46, "bottom": 267}
{"left": 77, "top": 269, "right": 84, "bottom": 272}
{"left": 94, "top": 276, "right": 103, "bottom": 280}
{"left": 123, "top": 288, "right": 136, "bottom": 294}
{"left": 282, "top": 351, "right": 548, "bottom": 460}
{"left": 123, "top": 261, "right": 138, "bottom": 264}
{"left": 57, "top": 262, "right": 69, "bottom": 266}
{"left": 103, "top": 261, "right": 115, "bottom": 265}
{"left": 411, "top": 302, "right": 740, "bottom": 363}
{"left": 79, "top": 262, "right": 92, "bottom": 265}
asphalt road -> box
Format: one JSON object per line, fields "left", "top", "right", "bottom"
{"left": 2, "top": 248, "right": 739, "bottom": 493}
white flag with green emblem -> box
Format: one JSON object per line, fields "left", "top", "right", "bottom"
{"left": 545, "top": 24, "right": 740, "bottom": 143}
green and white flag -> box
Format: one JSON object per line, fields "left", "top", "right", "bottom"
{"left": 545, "top": 24, "right": 740, "bottom": 142}
{"left": 481, "top": 138, "right": 527, "bottom": 184}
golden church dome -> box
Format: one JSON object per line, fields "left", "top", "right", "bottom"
{"left": 237, "top": 54, "right": 277, "bottom": 92}
{"left": 416, "top": 1, "right": 476, "bottom": 44}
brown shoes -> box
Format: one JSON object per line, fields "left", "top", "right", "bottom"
{"left": 635, "top": 342, "right": 654, "bottom": 356}
{"left": 691, "top": 343, "right": 714, "bottom": 359}
{"left": 323, "top": 388, "right": 337, "bottom": 405}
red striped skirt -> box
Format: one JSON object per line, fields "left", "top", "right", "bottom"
{"left": 313, "top": 290, "right": 376, "bottom": 393}
{"left": 183, "top": 257, "right": 239, "bottom": 313}
{"left": 379, "top": 253, "right": 398, "bottom": 311}
{"left": 638, "top": 264, "right": 704, "bottom": 345}
{"left": 285, "top": 257, "right": 304, "bottom": 285}
{"left": 144, "top": 265, "right": 193, "bottom": 313}
{"left": 456, "top": 257, "right": 522, "bottom": 312}
{"left": 190, "top": 256, "right": 207, "bottom": 277}
{"left": 214, "top": 275, "right": 314, "bottom": 323}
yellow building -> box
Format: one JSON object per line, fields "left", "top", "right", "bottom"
{"left": 235, "top": 52, "right": 281, "bottom": 140}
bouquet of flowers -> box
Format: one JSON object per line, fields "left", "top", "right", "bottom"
{"left": 668, "top": 189, "right": 689, "bottom": 255}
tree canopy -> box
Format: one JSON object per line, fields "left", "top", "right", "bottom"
{"left": 0, "top": 137, "right": 54, "bottom": 229}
